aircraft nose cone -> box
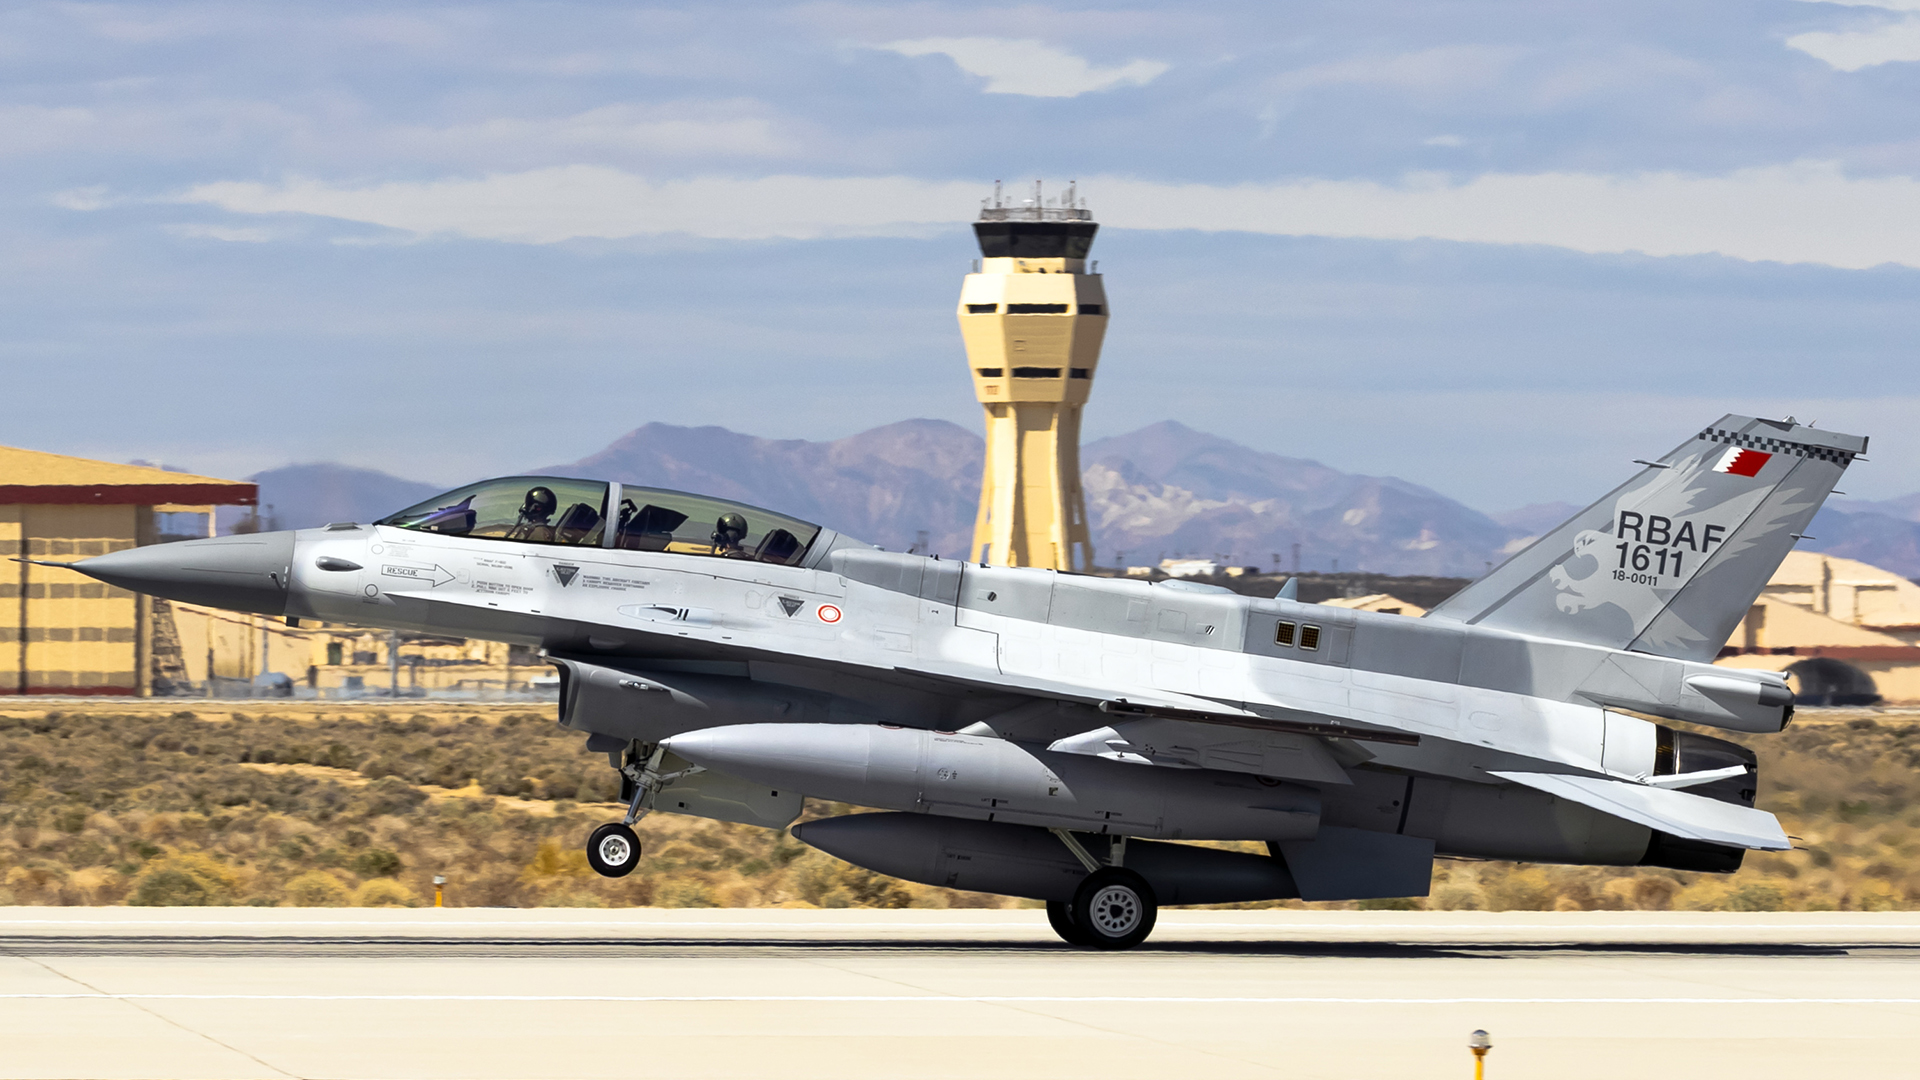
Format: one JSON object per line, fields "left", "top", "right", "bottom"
{"left": 72, "top": 531, "right": 295, "bottom": 617}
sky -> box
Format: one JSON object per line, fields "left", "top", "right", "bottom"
{"left": 5, "top": 0, "right": 1920, "bottom": 513}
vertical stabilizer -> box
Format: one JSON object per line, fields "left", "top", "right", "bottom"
{"left": 1428, "top": 416, "right": 1866, "bottom": 661}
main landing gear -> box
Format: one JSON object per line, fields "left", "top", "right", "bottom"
{"left": 1045, "top": 831, "right": 1158, "bottom": 950}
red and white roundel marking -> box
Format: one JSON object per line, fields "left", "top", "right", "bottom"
{"left": 816, "top": 604, "right": 842, "bottom": 624}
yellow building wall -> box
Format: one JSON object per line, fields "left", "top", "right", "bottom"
{"left": 166, "top": 602, "right": 547, "bottom": 697}
{"left": 1725, "top": 596, "right": 1909, "bottom": 652}
{"left": 960, "top": 257, "right": 1105, "bottom": 570}
{"left": 6, "top": 504, "right": 141, "bottom": 694}
{"left": 0, "top": 505, "right": 20, "bottom": 692}
{"left": 1718, "top": 553, "right": 1920, "bottom": 704}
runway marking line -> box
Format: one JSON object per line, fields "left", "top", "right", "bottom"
{"left": 5, "top": 994, "right": 1920, "bottom": 1005}
{"left": 6, "top": 920, "right": 1920, "bottom": 930}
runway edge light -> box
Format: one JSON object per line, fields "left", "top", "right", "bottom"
{"left": 1468, "top": 1029, "right": 1492, "bottom": 1078}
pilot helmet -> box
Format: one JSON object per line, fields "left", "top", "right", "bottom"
{"left": 521, "top": 486, "right": 558, "bottom": 521}
{"left": 713, "top": 512, "right": 749, "bottom": 546}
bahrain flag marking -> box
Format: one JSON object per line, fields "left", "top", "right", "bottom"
{"left": 1712, "top": 447, "right": 1772, "bottom": 477}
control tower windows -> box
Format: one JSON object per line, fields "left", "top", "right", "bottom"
{"left": 1080, "top": 304, "right": 1104, "bottom": 315}
{"left": 379, "top": 477, "right": 609, "bottom": 546}
{"left": 1011, "top": 367, "right": 1063, "bottom": 379}
{"left": 966, "top": 304, "right": 998, "bottom": 314}
{"left": 972, "top": 221, "right": 1098, "bottom": 259}
{"left": 1069, "top": 368, "right": 1090, "bottom": 379}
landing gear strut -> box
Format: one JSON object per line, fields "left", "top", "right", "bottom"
{"left": 1045, "top": 830, "right": 1157, "bottom": 950}
{"left": 585, "top": 743, "right": 665, "bottom": 879}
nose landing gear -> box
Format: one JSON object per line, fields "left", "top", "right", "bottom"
{"left": 585, "top": 742, "right": 666, "bottom": 879}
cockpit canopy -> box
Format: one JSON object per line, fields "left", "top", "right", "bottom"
{"left": 376, "top": 476, "right": 822, "bottom": 566}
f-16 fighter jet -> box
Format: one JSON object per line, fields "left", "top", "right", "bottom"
{"left": 43, "top": 415, "right": 1861, "bottom": 948}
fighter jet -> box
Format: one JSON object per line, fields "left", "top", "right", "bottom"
{"left": 43, "top": 415, "right": 1859, "bottom": 948}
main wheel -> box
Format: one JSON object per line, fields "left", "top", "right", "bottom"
{"left": 1070, "top": 868, "right": 1157, "bottom": 951}
{"left": 1046, "top": 900, "right": 1093, "bottom": 947}
{"left": 586, "top": 822, "right": 642, "bottom": 878}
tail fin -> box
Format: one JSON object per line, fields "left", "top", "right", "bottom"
{"left": 1428, "top": 415, "right": 1866, "bottom": 661}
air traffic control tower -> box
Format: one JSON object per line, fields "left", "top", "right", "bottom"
{"left": 959, "top": 181, "right": 1106, "bottom": 571}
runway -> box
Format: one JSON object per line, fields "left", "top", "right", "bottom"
{"left": 5, "top": 909, "right": 1920, "bottom": 1079}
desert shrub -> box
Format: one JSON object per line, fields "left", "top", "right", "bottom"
{"left": 1483, "top": 869, "right": 1557, "bottom": 911}
{"left": 286, "top": 870, "right": 351, "bottom": 906}
{"left": 655, "top": 879, "right": 718, "bottom": 907}
{"left": 351, "top": 879, "right": 417, "bottom": 907}
{"left": 349, "top": 848, "right": 403, "bottom": 878}
{"left": 129, "top": 853, "right": 239, "bottom": 906}
{"left": 1724, "top": 882, "right": 1786, "bottom": 912}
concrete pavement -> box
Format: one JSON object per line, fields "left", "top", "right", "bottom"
{"left": 3, "top": 908, "right": 1918, "bottom": 1079}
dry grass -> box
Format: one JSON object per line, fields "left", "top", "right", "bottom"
{"left": 1, "top": 705, "right": 1915, "bottom": 910}
{"left": 0, "top": 707, "right": 1007, "bottom": 909}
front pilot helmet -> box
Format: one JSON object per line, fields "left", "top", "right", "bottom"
{"left": 522, "top": 486, "right": 558, "bottom": 522}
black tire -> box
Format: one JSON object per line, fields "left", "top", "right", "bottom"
{"left": 586, "top": 822, "right": 642, "bottom": 878}
{"left": 1046, "top": 900, "right": 1092, "bottom": 947}
{"left": 1070, "top": 868, "right": 1157, "bottom": 951}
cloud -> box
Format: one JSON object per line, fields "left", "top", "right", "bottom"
{"left": 1094, "top": 162, "right": 1920, "bottom": 270}
{"left": 1792, "top": 0, "right": 1920, "bottom": 9}
{"left": 162, "top": 162, "right": 1920, "bottom": 270}
{"left": 164, "top": 223, "right": 281, "bottom": 243}
{"left": 174, "top": 167, "right": 982, "bottom": 243}
{"left": 1789, "top": 18, "right": 1920, "bottom": 70}
{"left": 878, "top": 37, "right": 1167, "bottom": 97}
{"left": 1788, "top": 1, "right": 1920, "bottom": 70}
{"left": 389, "top": 103, "right": 797, "bottom": 163}
{"left": 1266, "top": 46, "right": 1524, "bottom": 97}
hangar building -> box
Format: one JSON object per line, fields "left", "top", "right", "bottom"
{"left": 1, "top": 446, "right": 255, "bottom": 695}
{"left": 1716, "top": 550, "right": 1920, "bottom": 705}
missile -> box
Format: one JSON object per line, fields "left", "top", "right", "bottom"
{"left": 663, "top": 722, "right": 1320, "bottom": 841}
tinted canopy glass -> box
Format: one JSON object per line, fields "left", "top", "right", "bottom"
{"left": 377, "top": 478, "right": 822, "bottom": 565}
{"left": 378, "top": 477, "right": 609, "bottom": 547}
{"left": 611, "top": 486, "right": 820, "bottom": 565}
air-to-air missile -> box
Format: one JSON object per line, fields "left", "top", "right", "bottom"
{"left": 38, "top": 415, "right": 1860, "bottom": 948}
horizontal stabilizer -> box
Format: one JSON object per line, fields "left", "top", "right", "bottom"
{"left": 1491, "top": 771, "right": 1789, "bottom": 851}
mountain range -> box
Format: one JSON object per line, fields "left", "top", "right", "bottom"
{"left": 231, "top": 420, "right": 1920, "bottom": 579}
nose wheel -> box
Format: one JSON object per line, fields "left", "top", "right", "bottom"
{"left": 1068, "top": 868, "right": 1157, "bottom": 950}
{"left": 586, "top": 822, "right": 642, "bottom": 878}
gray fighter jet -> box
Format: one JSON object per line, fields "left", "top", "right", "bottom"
{"left": 44, "top": 415, "right": 1859, "bottom": 948}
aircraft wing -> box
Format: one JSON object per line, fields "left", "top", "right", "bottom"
{"left": 892, "top": 658, "right": 1419, "bottom": 747}
{"left": 1490, "top": 770, "right": 1790, "bottom": 851}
